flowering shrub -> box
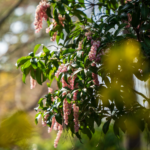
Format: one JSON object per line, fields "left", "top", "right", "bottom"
{"left": 17, "top": 0, "right": 150, "bottom": 148}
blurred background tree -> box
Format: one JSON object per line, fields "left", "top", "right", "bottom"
{"left": 0, "top": 0, "right": 57, "bottom": 149}
{"left": 1, "top": 0, "right": 150, "bottom": 150}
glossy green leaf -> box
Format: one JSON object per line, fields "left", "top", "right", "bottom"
{"left": 113, "top": 122, "right": 120, "bottom": 137}
{"left": 34, "top": 44, "right": 41, "bottom": 54}
{"left": 103, "top": 119, "right": 111, "bottom": 134}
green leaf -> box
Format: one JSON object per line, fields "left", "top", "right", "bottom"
{"left": 64, "top": 23, "right": 70, "bottom": 33}
{"left": 22, "top": 60, "right": 31, "bottom": 70}
{"left": 46, "top": 94, "right": 52, "bottom": 106}
{"left": 144, "top": 37, "right": 150, "bottom": 48}
{"left": 65, "top": 14, "right": 71, "bottom": 22}
{"left": 58, "top": 72, "right": 63, "bottom": 82}
{"left": 82, "top": 127, "right": 92, "bottom": 140}
{"left": 54, "top": 9, "right": 59, "bottom": 23}
{"left": 57, "top": 2, "right": 65, "bottom": 14}
{"left": 119, "top": 2, "right": 133, "bottom": 12}
{"left": 114, "top": 95, "right": 124, "bottom": 111}
{"left": 73, "top": 68, "right": 83, "bottom": 76}
{"left": 114, "top": 24, "right": 126, "bottom": 37}
{"left": 47, "top": 83, "right": 50, "bottom": 87}
{"left": 61, "top": 0, "right": 68, "bottom": 4}
{"left": 86, "top": 116, "right": 94, "bottom": 133}
{"left": 60, "top": 32, "right": 64, "bottom": 40}
{"left": 94, "top": 114, "right": 101, "bottom": 127}
{"left": 38, "top": 98, "right": 45, "bottom": 108}
{"left": 38, "top": 61, "right": 45, "bottom": 70}
{"left": 141, "top": 4, "right": 149, "bottom": 20}
{"left": 110, "top": 103, "right": 114, "bottom": 113}
{"left": 56, "top": 35, "right": 60, "bottom": 44}
{"left": 28, "top": 52, "right": 34, "bottom": 57}
{"left": 105, "top": 23, "right": 115, "bottom": 32}
{"left": 66, "top": 97, "right": 71, "bottom": 103}
{"left": 34, "top": 44, "right": 41, "bottom": 54}
{"left": 118, "top": 117, "right": 126, "bottom": 133}
{"left": 79, "top": 0, "right": 85, "bottom": 7}
{"left": 113, "top": 122, "right": 120, "bottom": 137}
{"left": 75, "top": 132, "right": 82, "bottom": 140}
{"left": 35, "top": 112, "right": 41, "bottom": 124}
{"left": 64, "top": 73, "right": 69, "bottom": 85}
{"left": 66, "top": 93, "right": 72, "bottom": 103}
{"left": 46, "top": 7, "right": 52, "bottom": 18}
{"left": 74, "top": 10, "right": 86, "bottom": 18}
{"left": 62, "top": 48, "right": 75, "bottom": 55}
{"left": 30, "top": 67, "right": 36, "bottom": 79}
{"left": 131, "top": 7, "right": 140, "bottom": 28}
{"left": 43, "top": 46, "right": 50, "bottom": 53}
{"left": 30, "top": 58, "right": 38, "bottom": 69}
{"left": 36, "top": 68, "right": 42, "bottom": 85}
{"left": 55, "top": 114, "right": 62, "bottom": 124}
{"left": 57, "top": 80, "right": 62, "bottom": 89}
{"left": 89, "top": 66, "right": 97, "bottom": 74}
{"left": 138, "top": 119, "right": 145, "bottom": 132}
{"left": 17, "top": 56, "right": 31, "bottom": 68}
{"left": 22, "top": 67, "right": 30, "bottom": 83}
{"left": 103, "top": 119, "right": 111, "bottom": 134}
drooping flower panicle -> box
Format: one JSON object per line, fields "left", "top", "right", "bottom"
{"left": 88, "top": 41, "right": 100, "bottom": 62}
{"left": 73, "top": 104, "right": 79, "bottom": 132}
{"left": 34, "top": 1, "right": 50, "bottom": 33}
{"left": 91, "top": 63, "right": 99, "bottom": 86}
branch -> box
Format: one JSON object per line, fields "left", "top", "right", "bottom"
{"left": 133, "top": 89, "right": 150, "bottom": 102}
{"left": 0, "top": 0, "right": 24, "bottom": 27}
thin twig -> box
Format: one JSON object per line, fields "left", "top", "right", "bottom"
{"left": 133, "top": 89, "right": 150, "bottom": 102}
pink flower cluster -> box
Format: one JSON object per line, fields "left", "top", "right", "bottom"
{"left": 91, "top": 63, "right": 99, "bottom": 86}
{"left": 48, "top": 87, "right": 53, "bottom": 93}
{"left": 48, "top": 87, "right": 54, "bottom": 102}
{"left": 55, "top": 66, "right": 79, "bottom": 128}
{"left": 34, "top": 1, "right": 50, "bottom": 33}
{"left": 30, "top": 76, "right": 36, "bottom": 89}
{"left": 51, "top": 32, "right": 57, "bottom": 41}
{"left": 62, "top": 76, "right": 76, "bottom": 125}
{"left": 73, "top": 104, "right": 79, "bottom": 132}
{"left": 47, "top": 115, "right": 63, "bottom": 148}
{"left": 54, "top": 121, "right": 59, "bottom": 130}
{"left": 48, "top": 116, "right": 55, "bottom": 133}
{"left": 55, "top": 64, "right": 73, "bottom": 125}
{"left": 77, "top": 41, "right": 83, "bottom": 50}
{"left": 125, "top": 13, "right": 132, "bottom": 28}
{"left": 46, "top": 15, "right": 65, "bottom": 41}
{"left": 49, "top": 15, "right": 65, "bottom": 29}
{"left": 63, "top": 98, "right": 71, "bottom": 125}
{"left": 125, "top": 0, "right": 131, "bottom": 3}
{"left": 45, "top": 64, "right": 81, "bottom": 147}
{"left": 55, "top": 64, "right": 67, "bottom": 78}
{"left": 54, "top": 124, "right": 63, "bottom": 148}
{"left": 85, "top": 31, "right": 92, "bottom": 40}
{"left": 42, "top": 113, "right": 49, "bottom": 126}
{"left": 58, "top": 15, "right": 65, "bottom": 27}
{"left": 73, "top": 91, "right": 78, "bottom": 101}
{"left": 89, "top": 41, "right": 100, "bottom": 62}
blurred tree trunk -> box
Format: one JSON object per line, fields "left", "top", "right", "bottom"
{"left": 127, "top": 132, "right": 141, "bottom": 150}
{"left": 126, "top": 76, "right": 141, "bottom": 150}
